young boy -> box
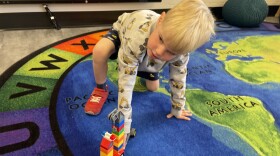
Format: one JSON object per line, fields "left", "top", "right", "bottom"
{"left": 85, "top": 0, "right": 215, "bottom": 148}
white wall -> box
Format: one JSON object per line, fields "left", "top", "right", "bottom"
{"left": 0, "top": 0, "right": 177, "bottom": 13}
{"left": 0, "top": 0, "right": 279, "bottom": 13}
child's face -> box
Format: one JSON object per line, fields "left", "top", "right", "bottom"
{"left": 147, "top": 12, "right": 177, "bottom": 61}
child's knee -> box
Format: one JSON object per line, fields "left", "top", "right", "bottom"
{"left": 92, "top": 38, "right": 115, "bottom": 62}
{"left": 147, "top": 85, "right": 159, "bottom": 92}
{"left": 146, "top": 80, "right": 159, "bottom": 92}
{"left": 92, "top": 49, "right": 105, "bottom": 63}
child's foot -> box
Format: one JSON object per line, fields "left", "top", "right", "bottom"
{"left": 84, "top": 86, "right": 108, "bottom": 115}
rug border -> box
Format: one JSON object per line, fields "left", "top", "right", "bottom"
{"left": 0, "top": 28, "right": 109, "bottom": 88}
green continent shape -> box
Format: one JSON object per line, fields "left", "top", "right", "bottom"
{"left": 15, "top": 48, "right": 83, "bottom": 79}
{"left": 0, "top": 75, "right": 56, "bottom": 112}
{"left": 186, "top": 89, "right": 280, "bottom": 155}
{"left": 105, "top": 59, "right": 279, "bottom": 155}
{"left": 226, "top": 59, "right": 280, "bottom": 84}
{"left": 207, "top": 35, "right": 280, "bottom": 84}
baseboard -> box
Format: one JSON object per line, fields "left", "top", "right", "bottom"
{"left": 0, "top": 10, "right": 166, "bottom": 30}
{"left": 0, "top": 6, "right": 278, "bottom": 30}
{"left": 0, "top": 11, "right": 133, "bottom": 30}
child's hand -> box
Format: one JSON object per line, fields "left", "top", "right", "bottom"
{"left": 122, "top": 133, "right": 130, "bottom": 151}
{"left": 167, "top": 109, "right": 192, "bottom": 121}
{"left": 123, "top": 134, "right": 127, "bottom": 150}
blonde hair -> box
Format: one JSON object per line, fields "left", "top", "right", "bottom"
{"left": 162, "top": 0, "right": 215, "bottom": 54}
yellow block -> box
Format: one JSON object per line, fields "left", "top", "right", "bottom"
{"left": 113, "top": 132, "right": 124, "bottom": 140}
{"left": 100, "top": 150, "right": 113, "bottom": 156}
{"left": 100, "top": 146, "right": 113, "bottom": 154}
{"left": 114, "top": 135, "right": 124, "bottom": 144}
{"left": 113, "top": 137, "right": 124, "bottom": 147}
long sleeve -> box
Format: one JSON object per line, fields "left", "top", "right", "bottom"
{"left": 112, "top": 10, "right": 160, "bottom": 133}
{"left": 169, "top": 54, "right": 190, "bottom": 117}
{"left": 117, "top": 46, "right": 140, "bottom": 133}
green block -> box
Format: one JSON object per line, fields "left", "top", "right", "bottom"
{"left": 112, "top": 128, "right": 124, "bottom": 136}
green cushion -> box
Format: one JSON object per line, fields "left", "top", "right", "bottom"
{"left": 222, "top": 0, "right": 268, "bottom": 27}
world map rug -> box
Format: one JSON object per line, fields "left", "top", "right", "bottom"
{"left": 1, "top": 22, "right": 280, "bottom": 156}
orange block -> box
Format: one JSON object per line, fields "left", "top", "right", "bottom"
{"left": 113, "top": 149, "right": 124, "bottom": 156}
{"left": 100, "top": 138, "right": 113, "bottom": 149}
{"left": 113, "top": 139, "right": 124, "bottom": 148}
{"left": 114, "top": 135, "right": 124, "bottom": 144}
{"left": 100, "top": 146, "right": 113, "bottom": 154}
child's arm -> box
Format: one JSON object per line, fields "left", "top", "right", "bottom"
{"left": 117, "top": 51, "right": 140, "bottom": 133}
{"left": 167, "top": 54, "right": 192, "bottom": 120}
{"left": 112, "top": 10, "right": 156, "bottom": 133}
{"left": 112, "top": 11, "right": 159, "bottom": 150}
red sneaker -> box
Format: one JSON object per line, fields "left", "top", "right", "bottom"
{"left": 85, "top": 86, "right": 108, "bottom": 115}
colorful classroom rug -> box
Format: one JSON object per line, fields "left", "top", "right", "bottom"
{"left": 1, "top": 22, "right": 280, "bottom": 156}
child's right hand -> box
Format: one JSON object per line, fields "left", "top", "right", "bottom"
{"left": 123, "top": 134, "right": 127, "bottom": 149}
{"left": 166, "top": 109, "right": 192, "bottom": 121}
{"left": 122, "top": 133, "right": 129, "bottom": 150}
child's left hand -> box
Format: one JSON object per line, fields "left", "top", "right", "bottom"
{"left": 167, "top": 109, "right": 192, "bottom": 121}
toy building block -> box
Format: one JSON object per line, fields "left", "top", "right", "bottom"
{"left": 100, "top": 131, "right": 116, "bottom": 156}
{"left": 108, "top": 109, "right": 125, "bottom": 156}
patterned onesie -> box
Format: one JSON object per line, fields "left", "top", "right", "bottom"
{"left": 110, "top": 10, "right": 190, "bottom": 133}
